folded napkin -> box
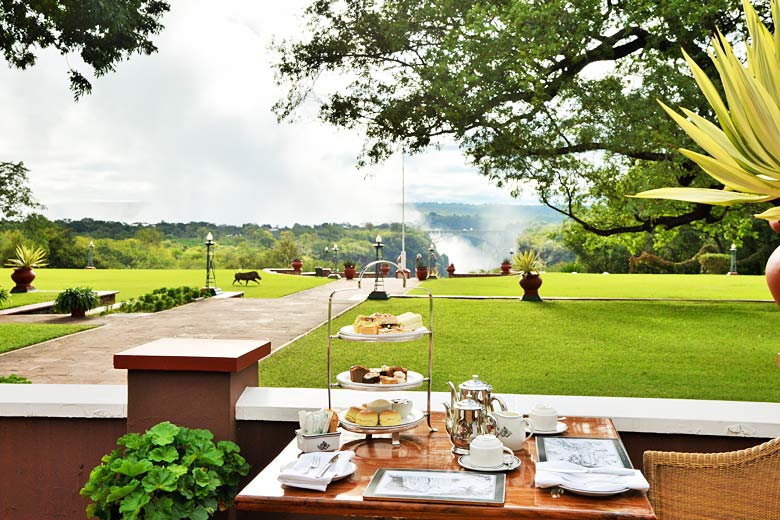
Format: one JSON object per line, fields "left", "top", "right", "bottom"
{"left": 535, "top": 461, "right": 649, "bottom": 493}
{"left": 278, "top": 450, "right": 355, "bottom": 492}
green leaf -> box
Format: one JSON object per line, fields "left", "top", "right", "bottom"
{"left": 118, "top": 490, "right": 151, "bottom": 519}
{"left": 142, "top": 496, "right": 175, "bottom": 520}
{"left": 111, "top": 457, "right": 153, "bottom": 477}
{"left": 166, "top": 463, "right": 189, "bottom": 479}
{"left": 192, "top": 467, "right": 211, "bottom": 488}
{"left": 630, "top": 187, "right": 774, "bottom": 205}
{"left": 106, "top": 480, "right": 140, "bottom": 502}
{"left": 142, "top": 467, "right": 179, "bottom": 493}
{"left": 149, "top": 445, "right": 179, "bottom": 463}
{"left": 148, "top": 422, "right": 180, "bottom": 446}
{"left": 196, "top": 447, "right": 224, "bottom": 467}
{"left": 754, "top": 206, "right": 780, "bottom": 219}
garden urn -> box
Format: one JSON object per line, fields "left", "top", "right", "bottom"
{"left": 381, "top": 264, "right": 390, "bottom": 277}
{"left": 291, "top": 259, "right": 303, "bottom": 274}
{"left": 415, "top": 267, "right": 428, "bottom": 281}
{"left": 500, "top": 261, "right": 512, "bottom": 275}
{"left": 343, "top": 265, "right": 356, "bottom": 280}
{"left": 446, "top": 264, "right": 456, "bottom": 277}
{"left": 767, "top": 221, "right": 780, "bottom": 306}
{"left": 10, "top": 267, "right": 36, "bottom": 293}
{"left": 519, "top": 273, "right": 543, "bottom": 301}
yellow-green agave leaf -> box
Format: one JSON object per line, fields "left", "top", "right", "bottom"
{"left": 754, "top": 206, "right": 780, "bottom": 220}
{"left": 630, "top": 187, "right": 774, "bottom": 205}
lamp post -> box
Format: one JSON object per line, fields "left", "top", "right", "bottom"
{"left": 86, "top": 241, "right": 95, "bottom": 269}
{"left": 428, "top": 243, "right": 437, "bottom": 279}
{"left": 368, "top": 234, "right": 388, "bottom": 300}
{"left": 329, "top": 244, "right": 340, "bottom": 279}
{"left": 728, "top": 243, "right": 738, "bottom": 275}
{"left": 204, "top": 232, "right": 218, "bottom": 294}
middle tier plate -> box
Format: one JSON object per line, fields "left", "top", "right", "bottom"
{"left": 338, "top": 408, "right": 425, "bottom": 433}
{"left": 337, "top": 325, "right": 429, "bottom": 342}
{"left": 336, "top": 370, "right": 424, "bottom": 391}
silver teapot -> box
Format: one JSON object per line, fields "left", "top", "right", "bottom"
{"left": 442, "top": 397, "right": 496, "bottom": 454}
{"left": 448, "top": 375, "right": 508, "bottom": 413}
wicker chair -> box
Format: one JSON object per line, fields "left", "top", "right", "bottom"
{"left": 643, "top": 438, "right": 780, "bottom": 519}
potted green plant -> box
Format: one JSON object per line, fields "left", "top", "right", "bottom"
{"left": 80, "top": 421, "right": 250, "bottom": 520}
{"left": 343, "top": 261, "right": 356, "bottom": 280}
{"left": 415, "top": 257, "right": 428, "bottom": 281}
{"left": 500, "top": 257, "right": 512, "bottom": 275}
{"left": 53, "top": 287, "right": 100, "bottom": 318}
{"left": 514, "top": 250, "right": 543, "bottom": 301}
{"left": 0, "top": 287, "right": 8, "bottom": 307}
{"left": 5, "top": 245, "right": 47, "bottom": 293}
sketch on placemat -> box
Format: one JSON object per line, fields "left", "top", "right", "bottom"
{"left": 536, "top": 437, "right": 633, "bottom": 468}
{"left": 364, "top": 469, "right": 506, "bottom": 506}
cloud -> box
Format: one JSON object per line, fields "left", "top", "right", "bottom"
{"left": 0, "top": 0, "right": 530, "bottom": 226}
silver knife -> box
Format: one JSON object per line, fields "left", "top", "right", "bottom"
{"left": 315, "top": 454, "right": 341, "bottom": 478}
{"left": 541, "top": 467, "right": 635, "bottom": 476}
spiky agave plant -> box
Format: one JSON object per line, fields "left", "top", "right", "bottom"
{"left": 4, "top": 245, "right": 48, "bottom": 269}
{"left": 633, "top": 0, "right": 780, "bottom": 220}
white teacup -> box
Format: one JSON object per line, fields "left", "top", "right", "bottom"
{"left": 469, "top": 434, "right": 514, "bottom": 468}
{"left": 391, "top": 398, "right": 413, "bottom": 418}
{"left": 529, "top": 404, "right": 558, "bottom": 432}
{"left": 490, "top": 411, "right": 534, "bottom": 450}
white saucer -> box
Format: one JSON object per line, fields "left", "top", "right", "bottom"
{"left": 280, "top": 460, "right": 357, "bottom": 481}
{"left": 557, "top": 477, "right": 630, "bottom": 496}
{"left": 534, "top": 422, "right": 567, "bottom": 435}
{"left": 458, "top": 453, "right": 521, "bottom": 472}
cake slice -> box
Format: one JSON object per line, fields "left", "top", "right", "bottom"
{"left": 350, "top": 365, "right": 370, "bottom": 383}
{"left": 396, "top": 312, "right": 423, "bottom": 331}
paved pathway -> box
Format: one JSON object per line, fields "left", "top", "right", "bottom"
{"left": 0, "top": 278, "right": 418, "bottom": 385}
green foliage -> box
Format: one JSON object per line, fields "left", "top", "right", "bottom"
{"left": 53, "top": 287, "right": 100, "bottom": 314}
{"left": 698, "top": 253, "right": 731, "bottom": 274}
{"left": 274, "top": 0, "right": 766, "bottom": 236}
{"left": 0, "top": 374, "right": 31, "bottom": 384}
{"left": 119, "top": 286, "right": 204, "bottom": 313}
{"left": 0, "top": 287, "right": 7, "bottom": 305}
{"left": 0, "top": 1, "right": 170, "bottom": 99}
{"left": 513, "top": 250, "right": 542, "bottom": 275}
{"left": 5, "top": 244, "right": 48, "bottom": 268}
{"left": 554, "top": 261, "right": 584, "bottom": 273}
{"left": 80, "top": 421, "right": 250, "bottom": 520}
{"left": 0, "top": 162, "right": 40, "bottom": 219}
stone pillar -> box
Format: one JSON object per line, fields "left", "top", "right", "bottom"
{"left": 114, "top": 338, "right": 271, "bottom": 441}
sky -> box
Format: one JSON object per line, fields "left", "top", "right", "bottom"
{"left": 0, "top": 1, "right": 534, "bottom": 228}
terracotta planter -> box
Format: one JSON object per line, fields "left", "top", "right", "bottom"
{"left": 767, "top": 221, "right": 780, "bottom": 306}
{"left": 343, "top": 266, "right": 356, "bottom": 280}
{"left": 70, "top": 309, "right": 87, "bottom": 318}
{"left": 10, "top": 267, "right": 36, "bottom": 293}
{"left": 291, "top": 260, "right": 303, "bottom": 274}
{"left": 446, "top": 264, "right": 456, "bottom": 277}
{"left": 416, "top": 267, "right": 428, "bottom": 281}
{"left": 380, "top": 264, "right": 390, "bottom": 277}
{"left": 500, "top": 262, "right": 512, "bottom": 275}
{"left": 519, "top": 273, "right": 543, "bottom": 301}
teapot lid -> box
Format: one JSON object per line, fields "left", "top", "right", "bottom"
{"left": 453, "top": 398, "right": 483, "bottom": 411}
{"left": 459, "top": 374, "right": 492, "bottom": 392}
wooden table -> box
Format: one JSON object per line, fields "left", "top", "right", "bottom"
{"left": 235, "top": 413, "right": 657, "bottom": 519}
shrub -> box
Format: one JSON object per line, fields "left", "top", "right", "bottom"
{"left": 80, "top": 421, "right": 250, "bottom": 520}
{"left": 53, "top": 287, "right": 100, "bottom": 316}
{"left": 0, "top": 374, "right": 31, "bottom": 384}
{"left": 0, "top": 287, "right": 8, "bottom": 305}
{"left": 698, "top": 253, "right": 731, "bottom": 274}
{"left": 554, "top": 261, "right": 584, "bottom": 273}
{"left": 119, "top": 286, "right": 204, "bottom": 313}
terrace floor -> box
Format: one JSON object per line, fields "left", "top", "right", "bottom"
{"left": 0, "top": 277, "right": 418, "bottom": 384}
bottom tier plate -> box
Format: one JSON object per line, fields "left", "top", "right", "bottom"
{"left": 338, "top": 408, "right": 424, "bottom": 434}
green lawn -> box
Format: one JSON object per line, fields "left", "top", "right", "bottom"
{"left": 418, "top": 273, "right": 772, "bottom": 300}
{"left": 258, "top": 298, "right": 780, "bottom": 402}
{"left": 0, "top": 292, "right": 58, "bottom": 310}
{"left": 0, "top": 323, "right": 94, "bottom": 355}
{"left": 0, "top": 269, "right": 332, "bottom": 303}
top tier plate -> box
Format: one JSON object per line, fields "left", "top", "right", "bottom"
{"left": 337, "top": 325, "right": 429, "bottom": 342}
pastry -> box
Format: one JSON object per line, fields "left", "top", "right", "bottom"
{"left": 397, "top": 312, "right": 423, "bottom": 331}
{"left": 366, "top": 398, "right": 392, "bottom": 413}
{"left": 363, "top": 371, "right": 380, "bottom": 384}
{"left": 379, "top": 409, "right": 402, "bottom": 426}
{"left": 325, "top": 408, "right": 339, "bottom": 433}
{"left": 382, "top": 365, "right": 407, "bottom": 377}
{"left": 356, "top": 409, "right": 378, "bottom": 426}
{"left": 350, "top": 365, "right": 370, "bottom": 383}
{"left": 380, "top": 375, "right": 397, "bottom": 384}
{"left": 345, "top": 406, "right": 363, "bottom": 423}
{"left": 354, "top": 321, "right": 378, "bottom": 335}
{"left": 393, "top": 370, "right": 407, "bottom": 383}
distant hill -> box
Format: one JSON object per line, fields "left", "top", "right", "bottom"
{"left": 412, "top": 202, "right": 563, "bottom": 232}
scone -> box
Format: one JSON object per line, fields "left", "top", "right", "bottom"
{"left": 379, "top": 409, "right": 402, "bottom": 426}
{"left": 356, "top": 409, "right": 379, "bottom": 426}
{"left": 345, "top": 406, "right": 363, "bottom": 423}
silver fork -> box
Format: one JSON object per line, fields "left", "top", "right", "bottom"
{"left": 305, "top": 456, "right": 321, "bottom": 474}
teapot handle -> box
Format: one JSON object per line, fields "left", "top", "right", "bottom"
{"left": 490, "top": 396, "right": 508, "bottom": 412}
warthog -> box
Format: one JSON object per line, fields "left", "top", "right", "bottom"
{"left": 233, "top": 271, "right": 262, "bottom": 285}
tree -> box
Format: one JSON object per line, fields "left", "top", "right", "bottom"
{"left": 0, "top": 162, "right": 39, "bottom": 219}
{"left": 0, "top": 0, "right": 170, "bottom": 99}
{"left": 274, "top": 0, "right": 773, "bottom": 238}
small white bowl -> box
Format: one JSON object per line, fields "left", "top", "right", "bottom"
{"left": 295, "top": 429, "right": 340, "bottom": 453}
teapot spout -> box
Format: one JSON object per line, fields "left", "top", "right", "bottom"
{"left": 442, "top": 402, "right": 453, "bottom": 433}
{"left": 447, "top": 380, "right": 457, "bottom": 408}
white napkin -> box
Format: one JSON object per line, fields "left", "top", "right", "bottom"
{"left": 278, "top": 450, "right": 355, "bottom": 492}
{"left": 535, "top": 461, "right": 649, "bottom": 492}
